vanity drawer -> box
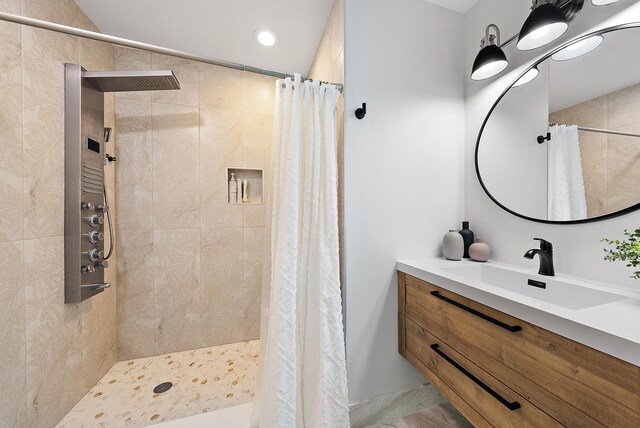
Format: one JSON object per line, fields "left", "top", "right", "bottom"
{"left": 401, "top": 274, "right": 640, "bottom": 427}
{"left": 406, "top": 318, "right": 561, "bottom": 428}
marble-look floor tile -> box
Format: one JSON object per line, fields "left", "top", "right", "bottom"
{"left": 57, "top": 340, "right": 259, "bottom": 428}
{"left": 365, "top": 402, "right": 472, "bottom": 428}
{"left": 350, "top": 384, "right": 450, "bottom": 428}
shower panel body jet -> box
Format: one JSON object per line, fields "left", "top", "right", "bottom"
{"left": 64, "top": 63, "right": 180, "bottom": 303}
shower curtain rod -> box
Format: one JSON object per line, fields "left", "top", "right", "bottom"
{"left": 549, "top": 122, "right": 640, "bottom": 138}
{"left": 0, "top": 11, "right": 343, "bottom": 92}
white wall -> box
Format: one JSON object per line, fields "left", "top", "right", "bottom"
{"left": 344, "top": 0, "right": 465, "bottom": 403}
{"left": 479, "top": 61, "right": 549, "bottom": 219}
{"left": 464, "top": 0, "right": 640, "bottom": 291}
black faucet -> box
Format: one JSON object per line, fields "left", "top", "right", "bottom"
{"left": 524, "top": 238, "right": 555, "bottom": 276}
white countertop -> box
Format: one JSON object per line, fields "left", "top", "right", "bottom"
{"left": 397, "top": 257, "right": 640, "bottom": 367}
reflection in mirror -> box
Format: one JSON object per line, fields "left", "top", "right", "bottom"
{"left": 478, "top": 25, "right": 640, "bottom": 223}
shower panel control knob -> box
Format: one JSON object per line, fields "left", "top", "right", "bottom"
{"left": 81, "top": 265, "right": 95, "bottom": 274}
{"left": 87, "top": 248, "right": 104, "bottom": 262}
{"left": 87, "top": 215, "right": 104, "bottom": 227}
{"left": 97, "top": 261, "right": 109, "bottom": 270}
{"left": 81, "top": 202, "right": 95, "bottom": 211}
{"left": 87, "top": 231, "right": 104, "bottom": 243}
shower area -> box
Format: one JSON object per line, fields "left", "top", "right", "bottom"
{"left": 0, "top": 1, "right": 344, "bottom": 427}
{"left": 58, "top": 47, "right": 275, "bottom": 426}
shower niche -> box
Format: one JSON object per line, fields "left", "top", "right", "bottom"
{"left": 64, "top": 63, "right": 180, "bottom": 303}
{"left": 226, "top": 167, "right": 264, "bottom": 204}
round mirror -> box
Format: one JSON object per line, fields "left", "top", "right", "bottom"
{"left": 476, "top": 23, "right": 640, "bottom": 224}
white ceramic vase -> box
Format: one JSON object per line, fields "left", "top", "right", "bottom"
{"left": 443, "top": 230, "right": 464, "bottom": 261}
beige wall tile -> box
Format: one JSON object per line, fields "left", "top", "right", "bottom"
{"left": 579, "top": 132, "right": 608, "bottom": 217}
{"left": 152, "top": 53, "right": 199, "bottom": 107}
{"left": 115, "top": 98, "right": 153, "bottom": 230}
{"left": 116, "top": 229, "right": 155, "bottom": 360}
{"left": 0, "top": 20, "right": 24, "bottom": 242}
{"left": 0, "top": 240, "right": 26, "bottom": 427}
{"left": 199, "top": 63, "right": 242, "bottom": 111}
{"left": 607, "top": 126, "right": 640, "bottom": 213}
{"left": 243, "top": 205, "right": 267, "bottom": 228}
{"left": 114, "top": 46, "right": 152, "bottom": 102}
{"left": 241, "top": 72, "right": 276, "bottom": 115}
{"left": 201, "top": 227, "right": 244, "bottom": 347}
{"left": 152, "top": 102, "right": 200, "bottom": 229}
{"left": 0, "top": 0, "right": 20, "bottom": 13}
{"left": 115, "top": 56, "right": 277, "bottom": 357}
{"left": 563, "top": 94, "right": 607, "bottom": 129}
{"left": 200, "top": 108, "right": 243, "bottom": 228}
{"left": 243, "top": 227, "right": 264, "bottom": 340}
{"left": 81, "top": 285, "right": 117, "bottom": 394}
{"left": 608, "top": 83, "right": 640, "bottom": 129}
{"left": 154, "top": 228, "right": 202, "bottom": 354}
{"left": 23, "top": 0, "right": 78, "bottom": 26}
{"left": 242, "top": 112, "right": 273, "bottom": 170}
{"left": 22, "top": 28, "right": 77, "bottom": 239}
{"left": 0, "top": 5, "right": 118, "bottom": 423}
{"left": 25, "top": 237, "right": 83, "bottom": 428}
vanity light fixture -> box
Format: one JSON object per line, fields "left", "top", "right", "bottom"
{"left": 517, "top": 0, "right": 569, "bottom": 50}
{"left": 471, "top": 24, "right": 509, "bottom": 81}
{"left": 471, "top": 0, "right": 585, "bottom": 81}
{"left": 254, "top": 29, "right": 278, "bottom": 47}
{"left": 551, "top": 34, "right": 603, "bottom": 60}
{"left": 592, "top": 0, "right": 621, "bottom": 4}
{"left": 513, "top": 66, "right": 540, "bottom": 87}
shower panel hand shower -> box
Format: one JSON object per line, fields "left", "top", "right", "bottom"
{"left": 64, "top": 63, "right": 180, "bottom": 303}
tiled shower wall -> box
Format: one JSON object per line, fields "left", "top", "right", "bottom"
{"left": 0, "top": 1, "right": 117, "bottom": 427}
{"left": 549, "top": 82, "right": 640, "bottom": 218}
{"left": 114, "top": 47, "right": 275, "bottom": 359}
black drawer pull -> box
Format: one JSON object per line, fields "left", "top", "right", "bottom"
{"left": 430, "top": 344, "right": 521, "bottom": 411}
{"left": 430, "top": 291, "right": 522, "bottom": 333}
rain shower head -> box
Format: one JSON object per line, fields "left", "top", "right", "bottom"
{"left": 82, "top": 70, "right": 180, "bottom": 92}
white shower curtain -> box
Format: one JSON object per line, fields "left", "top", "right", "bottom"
{"left": 547, "top": 124, "right": 588, "bottom": 221}
{"left": 251, "top": 74, "right": 349, "bottom": 428}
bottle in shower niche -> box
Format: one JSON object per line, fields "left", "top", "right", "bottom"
{"left": 242, "top": 179, "right": 249, "bottom": 203}
{"left": 229, "top": 173, "right": 238, "bottom": 203}
{"left": 459, "top": 221, "right": 474, "bottom": 258}
{"left": 443, "top": 230, "right": 464, "bottom": 261}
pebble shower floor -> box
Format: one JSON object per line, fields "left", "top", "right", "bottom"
{"left": 57, "top": 340, "right": 259, "bottom": 427}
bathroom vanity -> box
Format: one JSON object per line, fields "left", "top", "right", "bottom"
{"left": 397, "top": 259, "right": 640, "bottom": 427}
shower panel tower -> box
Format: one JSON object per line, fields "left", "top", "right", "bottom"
{"left": 64, "top": 63, "right": 179, "bottom": 303}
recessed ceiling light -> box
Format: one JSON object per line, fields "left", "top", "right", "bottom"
{"left": 254, "top": 29, "right": 278, "bottom": 47}
{"left": 551, "top": 35, "right": 603, "bottom": 61}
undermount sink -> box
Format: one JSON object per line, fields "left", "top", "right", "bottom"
{"left": 441, "top": 264, "right": 627, "bottom": 310}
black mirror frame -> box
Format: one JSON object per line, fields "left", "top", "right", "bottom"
{"left": 476, "top": 22, "right": 640, "bottom": 225}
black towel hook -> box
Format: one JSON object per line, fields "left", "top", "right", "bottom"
{"left": 355, "top": 102, "right": 366, "bottom": 120}
{"left": 537, "top": 132, "right": 551, "bottom": 144}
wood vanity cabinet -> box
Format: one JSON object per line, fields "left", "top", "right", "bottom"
{"left": 397, "top": 272, "right": 640, "bottom": 427}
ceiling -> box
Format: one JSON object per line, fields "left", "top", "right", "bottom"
{"left": 74, "top": 0, "right": 334, "bottom": 75}
{"left": 423, "top": 0, "right": 479, "bottom": 14}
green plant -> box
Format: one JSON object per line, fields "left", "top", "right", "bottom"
{"left": 602, "top": 228, "right": 640, "bottom": 280}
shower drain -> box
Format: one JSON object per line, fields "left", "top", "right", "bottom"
{"left": 153, "top": 382, "right": 173, "bottom": 394}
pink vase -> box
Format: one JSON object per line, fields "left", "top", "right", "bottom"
{"left": 469, "top": 238, "right": 491, "bottom": 262}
